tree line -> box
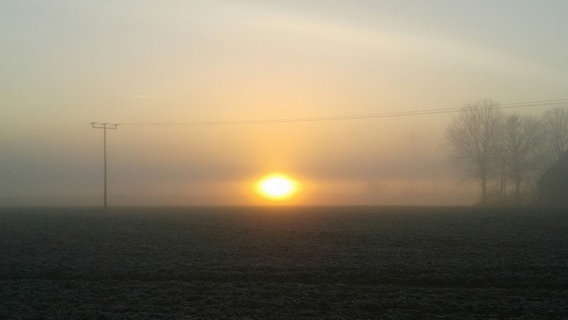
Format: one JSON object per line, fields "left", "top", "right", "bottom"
{"left": 446, "top": 99, "right": 568, "bottom": 205}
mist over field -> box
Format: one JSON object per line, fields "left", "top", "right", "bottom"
{"left": 2, "top": 1, "right": 568, "bottom": 318}
{"left": 2, "top": 1, "right": 568, "bottom": 206}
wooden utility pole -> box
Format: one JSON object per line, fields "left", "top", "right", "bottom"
{"left": 91, "top": 122, "right": 118, "bottom": 209}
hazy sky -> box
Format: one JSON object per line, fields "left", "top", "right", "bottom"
{"left": 2, "top": 0, "right": 568, "bottom": 205}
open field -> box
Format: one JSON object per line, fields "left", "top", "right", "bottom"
{"left": 1, "top": 206, "right": 568, "bottom": 319}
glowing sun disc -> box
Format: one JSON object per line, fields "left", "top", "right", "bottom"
{"left": 257, "top": 174, "right": 297, "bottom": 200}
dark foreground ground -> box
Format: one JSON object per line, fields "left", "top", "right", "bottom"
{"left": 1, "top": 206, "right": 568, "bottom": 319}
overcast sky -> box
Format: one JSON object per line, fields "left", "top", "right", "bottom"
{"left": 2, "top": 0, "right": 568, "bottom": 205}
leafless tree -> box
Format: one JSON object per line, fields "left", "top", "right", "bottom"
{"left": 540, "top": 107, "right": 568, "bottom": 165}
{"left": 446, "top": 99, "right": 504, "bottom": 205}
{"left": 499, "top": 114, "right": 543, "bottom": 204}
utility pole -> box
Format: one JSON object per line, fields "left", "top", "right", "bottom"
{"left": 91, "top": 122, "right": 118, "bottom": 209}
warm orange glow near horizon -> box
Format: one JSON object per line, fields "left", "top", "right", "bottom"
{"left": 256, "top": 174, "right": 299, "bottom": 201}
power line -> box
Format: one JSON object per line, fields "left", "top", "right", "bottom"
{"left": 119, "top": 98, "right": 568, "bottom": 127}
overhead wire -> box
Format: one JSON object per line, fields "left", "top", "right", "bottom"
{"left": 118, "top": 98, "right": 568, "bottom": 127}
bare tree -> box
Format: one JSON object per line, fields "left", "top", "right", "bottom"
{"left": 540, "top": 107, "right": 568, "bottom": 165}
{"left": 446, "top": 99, "right": 504, "bottom": 205}
{"left": 499, "top": 114, "right": 543, "bottom": 204}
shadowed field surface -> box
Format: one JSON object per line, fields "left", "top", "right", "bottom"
{"left": 1, "top": 206, "right": 568, "bottom": 319}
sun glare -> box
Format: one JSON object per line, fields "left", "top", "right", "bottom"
{"left": 256, "top": 174, "right": 298, "bottom": 201}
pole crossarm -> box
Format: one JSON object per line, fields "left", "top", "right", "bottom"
{"left": 91, "top": 122, "right": 119, "bottom": 209}
{"left": 91, "top": 122, "right": 119, "bottom": 130}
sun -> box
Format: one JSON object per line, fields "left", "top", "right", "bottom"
{"left": 256, "top": 174, "right": 298, "bottom": 201}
